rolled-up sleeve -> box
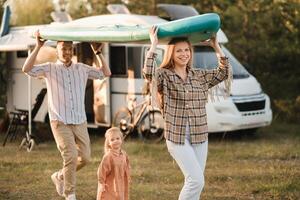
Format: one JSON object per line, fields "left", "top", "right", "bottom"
{"left": 203, "top": 58, "right": 229, "bottom": 89}
{"left": 84, "top": 64, "right": 104, "bottom": 80}
{"left": 155, "top": 69, "right": 164, "bottom": 93}
{"left": 27, "top": 63, "right": 50, "bottom": 78}
{"left": 143, "top": 51, "right": 157, "bottom": 81}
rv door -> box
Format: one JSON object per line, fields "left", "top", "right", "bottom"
{"left": 76, "top": 42, "right": 111, "bottom": 127}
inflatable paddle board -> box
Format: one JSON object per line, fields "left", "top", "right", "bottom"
{"left": 38, "top": 13, "right": 220, "bottom": 43}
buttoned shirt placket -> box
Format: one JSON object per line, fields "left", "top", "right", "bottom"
{"left": 66, "top": 66, "right": 75, "bottom": 124}
{"left": 183, "top": 81, "right": 191, "bottom": 141}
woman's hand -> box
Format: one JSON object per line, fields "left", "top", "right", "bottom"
{"left": 199, "top": 35, "right": 220, "bottom": 49}
{"left": 200, "top": 35, "right": 225, "bottom": 58}
{"left": 208, "top": 35, "right": 220, "bottom": 49}
{"left": 149, "top": 26, "right": 158, "bottom": 51}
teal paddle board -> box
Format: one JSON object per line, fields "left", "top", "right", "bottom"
{"left": 38, "top": 13, "right": 220, "bottom": 43}
{"left": 0, "top": 5, "right": 11, "bottom": 37}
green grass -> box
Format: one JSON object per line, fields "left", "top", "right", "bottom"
{"left": 0, "top": 121, "right": 299, "bottom": 200}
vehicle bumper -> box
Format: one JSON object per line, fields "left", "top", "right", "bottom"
{"left": 206, "top": 94, "right": 272, "bottom": 132}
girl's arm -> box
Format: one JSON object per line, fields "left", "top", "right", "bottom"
{"left": 97, "top": 155, "right": 111, "bottom": 200}
{"left": 125, "top": 153, "right": 131, "bottom": 183}
{"left": 97, "top": 182, "right": 105, "bottom": 200}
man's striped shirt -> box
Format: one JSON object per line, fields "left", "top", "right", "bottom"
{"left": 27, "top": 60, "right": 104, "bottom": 124}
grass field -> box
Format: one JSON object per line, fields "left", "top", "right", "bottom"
{"left": 0, "top": 121, "right": 299, "bottom": 200}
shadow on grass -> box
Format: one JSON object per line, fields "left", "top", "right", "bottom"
{"left": 209, "top": 129, "right": 260, "bottom": 142}
{"left": 208, "top": 120, "right": 300, "bottom": 142}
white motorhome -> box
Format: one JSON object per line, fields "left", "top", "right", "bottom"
{"left": 0, "top": 4, "right": 272, "bottom": 135}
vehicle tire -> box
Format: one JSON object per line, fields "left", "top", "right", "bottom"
{"left": 113, "top": 107, "right": 132, "bottom": 138}
{"left": 244, "top": 128, "right": 258, "bottom": 134}
{"left": 19, "top": 138, "right": 27, "bottom": 150}
{"left": 26, "top": 139, "right": 35, "bottom": 152}
{"left": 137, "top": 110, "right": 164, "bottom": 143}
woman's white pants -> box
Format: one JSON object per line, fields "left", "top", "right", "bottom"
{"left": 166, "top": 139, "right": 208, "bottom": 200}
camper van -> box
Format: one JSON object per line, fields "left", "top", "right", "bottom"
{"left": 0, "top": 4, "right": 272, "bottom": 136}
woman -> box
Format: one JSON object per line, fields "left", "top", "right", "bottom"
{"left": 143, "top": 26, "right": 231, "bottom": 200}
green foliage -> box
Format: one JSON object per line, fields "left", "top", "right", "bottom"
{"left": 0, "top": 0, "right": 4, "bottom": 18}
{"left": 88, "top": 0, "right": 122, "bottom": 15}
{"left": 0, "top": 1, "right": 5, "bottom": 109}
{"left": 274, "top": 96, "right": 300, "bottom": 122}
{"left": 0, "top": 52, "right": 7, "bottom": 108}
{"left": 10, "top": 0, "right": 54, "bottom": 25}
{"left": 67, "top": 0, "right": 92, "bottom": 19}
{"left": 67, "top": 0, "right": 123, "bottom": 19}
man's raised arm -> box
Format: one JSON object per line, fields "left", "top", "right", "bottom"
{"left": 22, "top": 31, "right": 46, "bottom": 73}
{"left": 91, "top": 42, "right": 111, "bottom": 77}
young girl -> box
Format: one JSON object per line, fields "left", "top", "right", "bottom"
{"left": 97, "top": 127, "right": 130, "bottom": 200}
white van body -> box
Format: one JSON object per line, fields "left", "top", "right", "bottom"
{"left": 0, "top": 13, "right": 272, "bottom": 132}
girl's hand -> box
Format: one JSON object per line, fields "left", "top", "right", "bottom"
{"left": 149, "top": 26, "right": 158, "bottom": 47}
{"left": 98, "top": 183, "right": 106, "bottom": 192}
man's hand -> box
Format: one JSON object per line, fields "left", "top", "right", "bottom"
{"left": 22, "top": 30, "right": 46, "bottom": 73}
{"left": 91, "top": 42, "right": 111, "bottom": 76}
{"left": 91, "top": 42, "right": 104, "bottom": 55}
{"left": 34, "top": 30, "right": 46, "bottom": 48}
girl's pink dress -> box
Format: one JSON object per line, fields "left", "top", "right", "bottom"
{"left": 97, "top": 150, "right": 130, "bottom": 200}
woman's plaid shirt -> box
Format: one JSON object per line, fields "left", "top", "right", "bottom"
{"left": 143, "top": 52, "right": 229, "bottom": 145}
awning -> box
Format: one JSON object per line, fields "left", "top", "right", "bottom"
{"left": 0, "top": 25, "right": 54, "bottom": 51}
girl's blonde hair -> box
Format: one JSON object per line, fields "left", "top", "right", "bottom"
{"left": 104, "top": 127, "right": 123, "bottom": 154}
{"left": 160, "top": 37, "right": 193, "bottom": 70}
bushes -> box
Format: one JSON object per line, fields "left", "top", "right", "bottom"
{"left": 274, "top": 96, "right": 300, "bottom": 123}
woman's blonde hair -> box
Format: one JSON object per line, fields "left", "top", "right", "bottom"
{"left": 104, "top": 127, "right": 123, "bottom": 154}
{"left": 160, "top": 37, "right": 193, "bottom": 69}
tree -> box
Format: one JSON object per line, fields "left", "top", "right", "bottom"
{"left": 9, "top": 0, "right": 54, "bottom": 25}
{"left": 66, "top": 0, "right": 122, "bottom": 19}
{"left": 0, "top": 0, "right": 7, "bottom": 108}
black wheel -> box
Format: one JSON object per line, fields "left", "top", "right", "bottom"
{"left": 19, "top": 138, "right": 27, "bottom": 150}
{"left": 113, "top": 107, "right": 132, "bottom": 138}
{"left": 138, "top": 110, "right": 164, "bottom": 143}
{"left": 26, "top": 139, "right": 35, "bottom": 152}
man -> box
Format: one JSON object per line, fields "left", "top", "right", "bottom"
{"left": 22, "top": 31, "right": 111, "bottom": 200}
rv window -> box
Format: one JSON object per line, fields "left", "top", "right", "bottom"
{"left": 155, "top": 48, "right": 164, "bottom": 67}
{"left": 221, "top": 46, "right": 250, "bottom": 78}
{"left": 110, "top": 46, "right": 127, "bottom": 76}
{"left": 193, "top": 46, "right": 249, "bottom": 79}
{"left": 142, "top": 47, "right": 164, "bottom": 70}
{"left": 17, "top": 51, "right": 28, "bottom": 58}
{"left": 127, "top": 47, "right": 142, "bottom": 78}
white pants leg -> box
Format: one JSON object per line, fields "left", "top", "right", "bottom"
{"left": 166, "top": 139, "right": 208, "bottom": 200}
